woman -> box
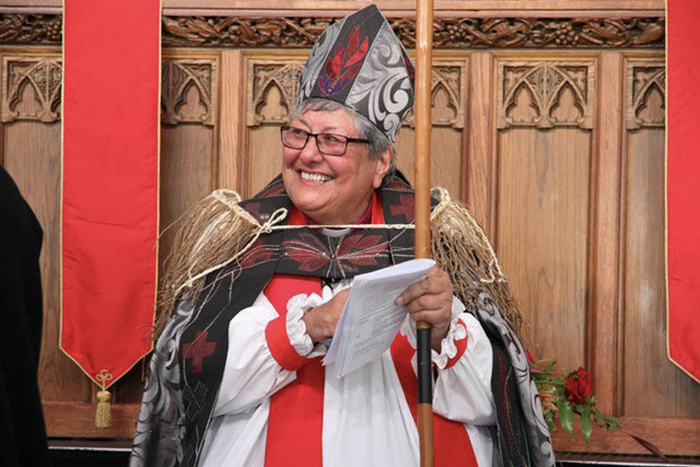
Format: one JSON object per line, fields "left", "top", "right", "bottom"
{"left": 131, "top": 5, "right": 553, "bottom": 467}
{"left": 197, "top": 95, "right": 496, "bottom": 466}
{"left": 281, "top": 97, "right": 456, "bottom": 350}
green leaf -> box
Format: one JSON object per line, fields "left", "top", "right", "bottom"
{"left": 580, "top": 407, "right": 592, "bottom": 442}
{"left": 559, "top": 402, "right": 574, "bottom": 434}
{"left": 544, "top": 361, "right": 557, "bottom": 374}
{"left": 594, "top": 412, "right": 604, "bottom": 427}
{"left": 603, "top": 415, "right": 622, "bottom": 432}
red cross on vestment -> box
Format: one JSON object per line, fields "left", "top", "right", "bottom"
{"left": 389, "top": 194, "right": 415, "bottom": 222}
{"left": 182, "top": 331, "right": 217, "bottom": 373}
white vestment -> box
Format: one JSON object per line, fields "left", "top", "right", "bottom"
{"left": 198, "top": 279, "right": 498, "bottom": 467}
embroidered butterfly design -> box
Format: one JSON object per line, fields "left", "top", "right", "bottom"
{"left": 282, "top": 231, "right": 387, "bottom": 278}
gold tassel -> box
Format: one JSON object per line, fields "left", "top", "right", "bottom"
{"left": 95, "top": 389, "right": 112, "bottom": 428}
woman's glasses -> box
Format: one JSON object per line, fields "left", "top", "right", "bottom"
{"left": 280, "top": 125, "right": 370, "bottom": 156}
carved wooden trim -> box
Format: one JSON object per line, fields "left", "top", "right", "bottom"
{"left": 0, "top": 14, "right": 62, "bottom": 44}
{"left": 497, "top": 60, "right": 596, "bottom": 130}
{"left": 0, "top": 14, "right": 665, "bottom": 49}
{"left": 162, "top": 58, "right": 217, "bottom": 126}
{"left": 247, "top": 60, "right": 466, "bottom": 129}
{"left": 1, "top": 56, "right": 62, "bottom": 123}
{"left": 626, "top": 62, "right": 665, "bottom": 129}
{"left": 393, "top": 17, "right": 664, "bottom": 50}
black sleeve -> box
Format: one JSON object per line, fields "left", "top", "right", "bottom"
{"left": 0, "top": 166, "right": 51, "bottom": 467}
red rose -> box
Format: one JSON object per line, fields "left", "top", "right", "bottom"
{"left": 565, "top": 366, "right": 592, "bottom": 404}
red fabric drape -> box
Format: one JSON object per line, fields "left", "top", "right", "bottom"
{"left": 61, "top": 0, "right": 161, "bottom": 389}
{"left": 667, "top": 0, "right": 700, "bottom": 383}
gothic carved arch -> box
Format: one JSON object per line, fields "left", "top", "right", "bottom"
{"left": 2, "top": 56, "right": 62, "bottom": 123}
{"left": 161, "top": 59, "right": 217, "bottom": 126}
{"left": 403, "top": 63, "right": 466, "bottom": 129}
{"left": 626, "top": 62, "right": 665, "bottom": 129}
{"left": 497, "top": 61, "right": 595, "bottom": 130}
{"left": 247, "top": 62, "right": 304, "bottom": 126}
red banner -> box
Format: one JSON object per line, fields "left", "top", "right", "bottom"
{"left": 667, "top": 0, "right": 700, "bottom": 383}
{"left": 61, "top": 0, "right": 161, "bottom": 390}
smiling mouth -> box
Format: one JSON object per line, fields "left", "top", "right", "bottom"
{"left": 300, "top": 171, "right": 333, "bottom": 183}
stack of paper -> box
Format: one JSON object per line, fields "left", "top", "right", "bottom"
{"left": 323, "top": 258, "right": 435, "bottom": 378}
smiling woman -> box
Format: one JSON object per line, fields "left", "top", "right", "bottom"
{"left": 131, "top": 4, "right": 552, "bottom": 467}
{"left": 281, "top": 103, "right": 392, "bottom": 225}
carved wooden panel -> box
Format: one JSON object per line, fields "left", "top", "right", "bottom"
{"left": 626, "top": 62, "right": 665, "bottom": 129}
{"left": 247, "top": 61, "right": 304, "bottom": 126}
{"left": 403, "top": 62, "right": 466, "bottom": 129}
{"left": 161, "top": 58, "right": 218, "bottom": 126}
{"left": 496, "top": 127, "right": 592, "bottom": 369}
{"left": 497, "top": 60, "right": 595, "bottom": 129}
{"left": 1, "top": 56, "right": 62, "bottom": 123}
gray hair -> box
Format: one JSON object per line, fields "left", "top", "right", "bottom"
{"left": 290, "top": 98, "right": 397, "bottom": 184}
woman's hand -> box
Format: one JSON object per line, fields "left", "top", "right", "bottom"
{"left": 395, "top": 266, "right": 454, "bottom": 351}
{"left": 302, "top": 288, "right": 350, "bottom": 344}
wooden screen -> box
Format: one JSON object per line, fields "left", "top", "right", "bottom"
{"left": 1, "top": 0, "right": 698, "bottom": 457}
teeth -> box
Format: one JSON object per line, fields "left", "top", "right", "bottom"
{"left": 301, "top": 171, "right": 332, "bottom": 183}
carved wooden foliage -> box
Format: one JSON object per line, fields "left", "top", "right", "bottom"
{"left": 247, "top": 60, "right": 465, "bottom": 128}
{"left": 161, "top": 16, "right": 665, "bottom": 49}
{"left": 2, "top": 56, "right": 62, "bottom": 123}
{"left": 396, "top": 17, "right": 664, "bottom": 50}
{"left": 498, "top": 61, "right": 595, "bottom": 130}
{"left": 0, "top": 14, "right": 62, "bottom": 44}
{"left": 161, "top": 59, "right": 217, "bottom": 126}
{"left": 0, "top": 14, "right": 665, "bottom": 49}
{"left": 626, "top": 63, "right": 665, "bottom": 130}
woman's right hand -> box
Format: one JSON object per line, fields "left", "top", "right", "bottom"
{"left": 301, "top": 288, "right": 350, "bottom": 344}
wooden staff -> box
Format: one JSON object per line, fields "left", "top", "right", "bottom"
{"left": 414, "top": 0, "right": 434, "bottom": 465}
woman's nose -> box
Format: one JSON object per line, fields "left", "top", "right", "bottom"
{"left": 298, "top": 135, "right": 324, "bottom": 163}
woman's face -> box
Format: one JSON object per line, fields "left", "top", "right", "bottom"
{"left": 282, "top": 107, "right": 391, "bottom": 225}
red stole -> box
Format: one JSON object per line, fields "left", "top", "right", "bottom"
{"left": 264, "top": 205, "right": 327, "bottom": 467}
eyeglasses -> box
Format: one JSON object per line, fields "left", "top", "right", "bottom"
{"left": 280, "top": 125, "right": 370, "bottom": 157}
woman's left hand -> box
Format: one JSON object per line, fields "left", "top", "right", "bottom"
{"left": 395, "top": 266, "right": 454, "bottom": 351}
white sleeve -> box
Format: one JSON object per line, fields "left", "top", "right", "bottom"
{"left": 432, "top": 311, "right": 495, "bottom": 425}
{"left": 212, "top": 291, "right": 326, "bottom": 417}
{"left": 400, "top": 297, "right": 495, "bottom": 425}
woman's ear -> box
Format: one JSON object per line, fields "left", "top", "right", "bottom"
{"left": 372, "top": 147, "right": 393, "bottom": 188}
